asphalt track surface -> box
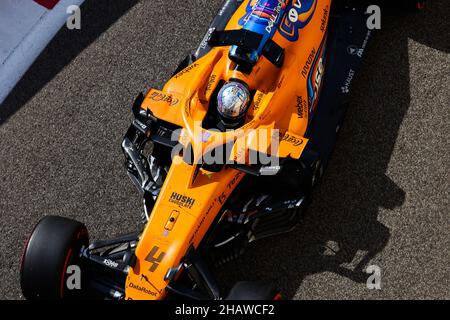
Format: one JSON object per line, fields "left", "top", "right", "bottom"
{"left": 0, "top": 1, "right": 449, "bottom": 300}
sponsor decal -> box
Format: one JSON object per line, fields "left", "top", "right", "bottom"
{"left": 205, "top": 74, "right": 217, "bottom": 94}
{"left": 296, "top": 96, "right": 307, "bottom": 119}
{"left": 198, "top": 27, "right": 215, "bottom": 51}
{"left": 253, "top": 92, "right": 264, "bottom": 112}
{"left": 341, "top": 68, "right": 355, "bottom": 94}
{"left": 277, "top": 74, "right": 285, "bottom": 89}
{"left": 301, "top": 47, "right": 316, "bottom": 78}
{"left": 175, "top": 63, "right": 199, "bottom": 78}
{"left": 149, "top": 92, "right": 179, "bottom": 106}
{"left": 189, "top": 197, "right": 217, "bottom": 244}
{"left": 282, "top": 133, "right": 304, "bottom": 147}
{"left": 347, "top": 45, "right": 359, "bottom": 55}
{"left": 239, "top": 0, "right": 287, "bottom": 34}
{"left": 169, "top": 192, "right": 196, "bottom": 209}
{"left": 357, "top": 30, "right": 372, "bottom": 58}
{"left": 228, "top": 171, "right": 243, "bottom": 190}
{"left": 133, "top": 119, "right": 148, "bottom": 133}
{"left": 218, "top": 0, "right": 232, "bottom": 16}
{"left": 347, "top": 30, "right": 372, "bottom": 58}
{"left": 218, "top": 192, "right": 227, "bottom": 205}
{"left": 184, "top": 100, "right": 191, "bottom": 117}
{"left": 128, "top": 282, "right": 157, "bottom": 297}
{"left": 264, "top": 0, "right": 286, "bottom": 34}
{"left": 306, "top": 33, "right": 326, "bottom": 113}
{"left": 103, "top": 259, "right": 118, "bottom": 268}
{"left": 320, "top": 5, "right": 329, "bottom": 32}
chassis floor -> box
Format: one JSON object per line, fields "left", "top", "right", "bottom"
{"left": 0, "top": 0, "right": 449, "bottom": 299}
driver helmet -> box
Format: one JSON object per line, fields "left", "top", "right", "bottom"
{"left": 217, "top": 81, "right": 251, "bottom": 121}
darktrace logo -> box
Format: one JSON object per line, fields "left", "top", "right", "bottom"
{"left": 169, "top": 192, "right": 196, "bottom": 209}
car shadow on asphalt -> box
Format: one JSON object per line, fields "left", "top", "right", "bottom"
{"left": 214, "top": 1, "right": 449, "bottom": 298}
{"left": 0, "top": 0, "right": 138, "bottom": 125}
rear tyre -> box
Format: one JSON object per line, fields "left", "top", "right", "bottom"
{"left": 226, "top": 281, "right": 283, "bottom": 300}
{"left": 20, "top": 216, "right": 89, "bottom": 300}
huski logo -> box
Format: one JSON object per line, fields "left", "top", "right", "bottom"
{"left": 169, "top": 192, "right": 196, "bottom": 209}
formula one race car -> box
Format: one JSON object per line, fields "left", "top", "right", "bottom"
{"left": 20, "top": 0, "right": 427, "bottom": 300}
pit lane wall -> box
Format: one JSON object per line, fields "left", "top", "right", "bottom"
{"left": 0, "top": 0, "right": 85, "bottom": 105}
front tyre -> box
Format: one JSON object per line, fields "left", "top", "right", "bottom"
{"left": 20, "top": 216, "right": 89, "bottom": 300}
